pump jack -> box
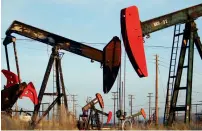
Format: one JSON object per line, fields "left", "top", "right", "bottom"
{"left": 121, "top": 4, "right": 202, "bottom": 126}
{"left": 1, "top": 69, "right": 38, "bottom": 115}
{"left": 3, "top": 2, "right": 202, "bottom": 128}
{"left": 77, "top": 93, "right": 112, "bottom": 130}
{"left": 1, "top": 37, "right": 38, "bottom": 115}
{"left": 2, "top": 21, "right": 121, "bottom": 126}
{"left": 122, "top": 108, "right": 146, "bottom": 130}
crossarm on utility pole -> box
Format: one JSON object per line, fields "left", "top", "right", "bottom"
{"left": 5, "top": 20, "right": 103, "bottom": 62}
{"left": 141, "top": 4, "right": 202, "bottom": 36}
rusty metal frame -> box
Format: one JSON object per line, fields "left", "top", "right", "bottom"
{"left": 3, "top": 21, "right": 121, "bottom": 94}
{"left": 58, "top": 57, "right": 68, "bottom": 110}
{"left": 3, "top": 36, "right": 21, "bottom": 83}
{"left": 36, "top": 95, "right": 63, "bottom": 125}
{"left": 30, "top": 46, "right": 68, "bottom": 127}
{"left": 167, "top": 21, "right": 202, "bottom": 125}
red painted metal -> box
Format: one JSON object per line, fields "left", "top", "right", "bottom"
{"left": 96, "top": 93, "right": 104, "bottom": 109}
{"left": 1, "top": 69, "right": 19, "bottom": 88}
{"left": 121, "top": 6, "right": 148, "bottom": 77}
{"left": 107, "top": 111, "right": 112, "bottom": 123}
{"left": 19, "top": 82, "right": 38, "bottom": 105}
{"left": 141, "top": 108, "right": 146, "bottom": 119}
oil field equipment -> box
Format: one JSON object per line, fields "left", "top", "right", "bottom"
{"left": 122, "top": 108, "right": 146, "bottom": 130}
{"left": 77, "top": 93, "right": 112, "bottom": 130}
{"left": 121, "top": 4, "right": 202, "bottom": 125}
{"left": 2, "top": 2, "right": 202, "bottom": 128}
{"left": 82, "top": 93, "right": 104, "bottom": 111}
{"left": 2, "top": 21, "right": 121, "bottom": 127}
{"left": 1, "top": 70, "right": 38, "bottom": 114}
{"left": 78, "top": 107, "right": 112, "bottom": 130}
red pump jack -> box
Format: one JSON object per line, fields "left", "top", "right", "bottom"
{"left": 121, "top": 3, "right": 202, "bottom": 125}
{"left": 78, "top": 93, "right": 112, "bottom": 130}
{"left": 1, "top": 69, "right": 38, "bottom": 114}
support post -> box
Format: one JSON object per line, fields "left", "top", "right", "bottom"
{"left": 87, "top": 109, "right": 93, "bottom": 129}
{"left": 36, "top": 95, "right": 63, "bottom": 124}
{"left": 112, "top": 92, "right": 117, "bottom": 127}
{"left": 124, "top": 50, "right": 126, "bottom": 113}
{"left": 13, "top": 41, "right": 21, "bottom": 83}
{"left": 31, "top": 47, "right": 57, "bottom": 126}
{"left": 55, "top": 54, "right": 61, "bottom": 122}
{"left": 147, "top": 93, "right": 153, "bottom": 120}
{"left": 12, "top": 40, "right": 21, "bottom": 117}
{"left": 194, "top": 29, "right": 202, "bottom": 59}
{"left": 128, "top": 95, "right": 134, "bottom": 116}
{"left": 185, "top": 22, "right": 195, "bottom": 123}
{"left": 155, "top": 54, "right": 159, "bottom": 125}
{"left": 167, "top": 23, "right": 190, "bottom": 125}
{"left": 58, "top": 58, "right": 68, "bottom": 111}
{"left": 4, "top": 45, "right": 10, "bottom": 71}
{"left": 3, "top": 36, "right": 16, "bottom": 71}
{"left": 72, "top": 95, "right": 77, "bottom": 117}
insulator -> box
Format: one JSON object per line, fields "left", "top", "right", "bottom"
{"left": 91, "top": 59, "right": 94, "bottom": 63}
{"left": 146, "top": 34, "right": 150, "bottom": 39}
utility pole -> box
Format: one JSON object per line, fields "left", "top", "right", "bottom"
{"left": 112, "top": 92, "right": 118, "bottom": 127}
{"left": 152, "top": 107, "right": 160, "bottom": 121}
{"left": 122, "top": 81, "right": 124, "bottom": 113}
{"left": 147, "top": 93, "right": 153, "bottom": 120}
{"left": 117, "top": 79, "right": 119, "bottom": 111}
{"left": 75, "top": 103, "right": 78, "bottom": 120}
{"left": 155, "top": 54, "right": 159, "bottom": 125}
{"left": 128, "top": 94, "right": 135, "bottom": 116}
{"left": 123, "top": 49, "right": 127, "bottom": 113}
{"left": 71, "top": 94, "right": 77, "bottom": 117}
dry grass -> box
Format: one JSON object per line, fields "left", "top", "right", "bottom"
{"left": 35, "top": 119, "right": 77, "bottom": 130}
{"left": 129, "top": 122, "right": 201, "bottom": 130}
{"left": 2, "top": 115, "right": 201, "bottom": 130}
{"left": 1, "top": 113, "right": 30, "bottom": 130}
{"left": 2, "top": 107, "right": 201, "bottom": 130}
{"left": 1, "top": 105, "right": 78, "bottom": 130}
{"left": 36, "top": 106, "right": 77, "bottom": 130}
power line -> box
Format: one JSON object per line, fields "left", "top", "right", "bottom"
{"left": 159, "top": 64, "right": 169, "bottom": 69}
{"left": 1, "top": 37, "right": 198, "bottom": 49}
{"left": 158, "top": 60, "right": 170, "bottom": 65}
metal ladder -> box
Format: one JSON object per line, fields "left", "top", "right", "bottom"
{"left": 52, "top": 54, "right": 65, "bottom": 121}
{"left": 52, "top": 60, "right": 58, "bottom": 121}
{"left": 163, "top": 24, "right": 182, "bottom": 125}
